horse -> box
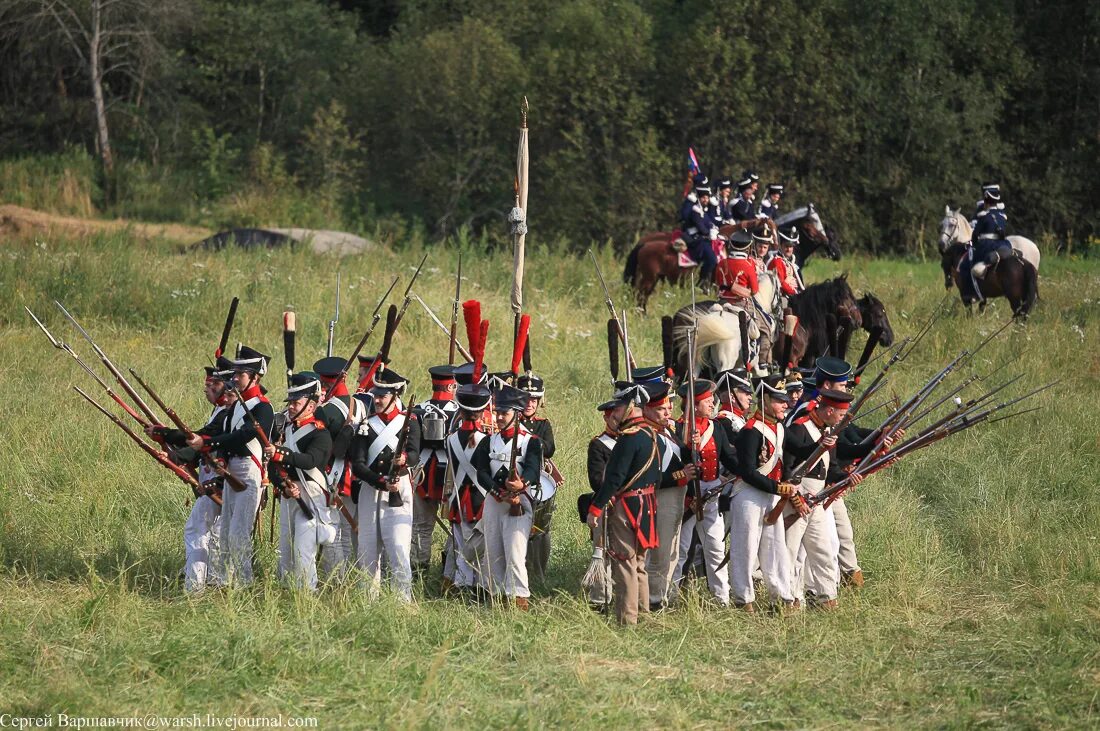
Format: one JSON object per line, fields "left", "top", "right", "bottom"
{"left": 937, "top": 207, "right": 1039, "bottom": 318}
{"left": 668, "top": 301, "right": 752, "bottom": 380}
{"left": 778, "top": 275, "right": 864, "bottom": 368}
{"left": 623, "top": 203, "right": 842, "bottom": 311}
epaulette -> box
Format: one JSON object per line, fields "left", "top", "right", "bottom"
{"left": 794, "top": 415, "right": 811, "bottom": 425}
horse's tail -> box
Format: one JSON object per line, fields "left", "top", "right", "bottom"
{"left": 623, "top": 243, "right": 641, "bottom": 285}
{"left": 1019, "top": 260, "right": 1039, "bottom": 318}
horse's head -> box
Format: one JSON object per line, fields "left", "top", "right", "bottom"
{"left": 803, "top": 203, "right": 840, "bottom": 260}
{"left": 833, "top": 273, "right": 862, "bottom": 329}
{"left": 857, "top": 293, "right": 894, "bottom": 346}
{"left": 824, "top": 226, "right": 842, "bottom": 260}
{"left": 938, "top": 206, "right": 969, "bottom": 253}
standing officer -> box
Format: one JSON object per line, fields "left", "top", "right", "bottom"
{"left": 586, "top": 382, "right": 666, "bottom": 625}
{"left": 186, "top": 345, "right": 272, "bottom": 587}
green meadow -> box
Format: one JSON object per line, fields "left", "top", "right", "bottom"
{"left": 1, "top": 231, "right": 1098, "bottom": 728}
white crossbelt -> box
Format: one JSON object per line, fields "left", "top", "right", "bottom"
{"left": 364, "top": 413, "right": 405, "bottom": 468}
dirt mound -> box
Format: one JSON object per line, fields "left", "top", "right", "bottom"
{"left": 0, "top": 204, "right": 210, "bottom": 244}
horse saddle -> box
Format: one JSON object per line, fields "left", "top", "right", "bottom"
{"left": 677, "top": 250, "right": 699, "bottom": 268}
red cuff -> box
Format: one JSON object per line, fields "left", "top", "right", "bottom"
{"left": 271, "top": 450, "right": 283, "bottom": 463}
{"left": 198, "top": 435, "right": 213, "bottom": 453}
{"left": 587, "top": 504, "right": 603, "bottom": 519}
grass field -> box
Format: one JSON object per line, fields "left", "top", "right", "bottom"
{"left": 1, "top": 230, "right": 1098, "bottom": 729}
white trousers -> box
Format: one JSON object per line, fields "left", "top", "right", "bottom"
{"left": 319, "top": 495, "right": 357, "bottom": 580}
{"left": 357, "top": 476, "right": 413, "bottom": 601}
{"left": 411, "top": 493, "right": 440, "bottom": 568}
{"left": 832, "top": 497, "right": 861, "bottom": 573}
{"left": 480, "top": 497, "right": 533, "bottom": 598}
{"left": 646, "top": 485, "right": 687, "bottom": 607}
{"left": 443, "top": 520, "right": 479, "bottom": 588}
{"left": 277, "top": 496, "right": 321, "bottom": 591}
{"left": 183, "top": 495, "right": 222, "bottom": 593}
{"left": 218, "top": 457, "right": 263, "bottom": 587}
{"left": 784, "top": 495, "right": 840, "bottom": 601}
{"left": 728, "top": 487, "right": 794, "bottom": 605}
{"left": 672, "top": 482, "right": 730, "bottom": 605}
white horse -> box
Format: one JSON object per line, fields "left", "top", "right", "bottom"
{"left": 672, "top": 302, "right": 760, "bottom": 377}
{"left": 939, "top": 206, "right": 1041, "bottom": 274}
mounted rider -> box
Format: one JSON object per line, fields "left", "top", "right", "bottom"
{"left": 768, "top": 227, "right": 805, "bottom": 300}
{"left": 758, "top": 183, "right": 784, "bottom": 220}
{"left": 961, "top": 186, "right": 1012, "bottom": 303}
{"left": 715, "top": 177, "right": 735, "bottom": 223}
{"left": 970, "top": 182, "right": 1005, "bottom": 227}
{"left": 729, "top": 174, "right": 764, "bottom": 225}
{"left": 715, "top": 237, "right": 758, "bottom": 307}
{"left": 678, "top": 180, "right": 720, "bottom": 289}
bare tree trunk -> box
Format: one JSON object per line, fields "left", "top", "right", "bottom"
{"left": 89, "top": 0, "right": 115, "bottom": 199}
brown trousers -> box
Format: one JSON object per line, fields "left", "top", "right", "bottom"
{"left": 609, "top": 503, "right": 649, "bottom": 626}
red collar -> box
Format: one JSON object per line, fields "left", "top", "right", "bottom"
{"left": 293, "top": 413, "right": 319, "bottom": 429}
{"left": 375, "top": 405, "right": 400, "bottom": 424}
{"left": 432, "top": 391, "right": 455, "bottom": 402}
{"left": 459, "top": 419, "right": 482, "bottom": 432}
{"left": 499, "top": 425, "right": 526, "bottom": 440}
{"left": 323, "top": 380, "right": 349, "bottom": 400}
{"left": 240, "top": 383, "right": 264, "bottom": 402}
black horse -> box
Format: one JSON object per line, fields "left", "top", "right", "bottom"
{"left": 776, "top": 275, "right": 863, "bottom": 369}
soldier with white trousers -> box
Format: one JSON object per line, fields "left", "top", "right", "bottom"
{"left": 187, "top": 345, "right": 273, "bottom": 588}
{"left": 349, "top": 368, "right": 420, "bottom": 602}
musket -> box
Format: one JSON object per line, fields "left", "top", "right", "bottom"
{"left": 897, "top": 293, "right": 950, "bottom": 361}
{"left": 411, "top": 294, "right": 474, "bottom": 362}
{"left": 504, "top": 411, "right": 525, "bottom": 517}
{"left": 320, "top": 275, "right": 400, "bottom": 402}
{"left": 283, "top": 311, "right": 296, "bottom": 387}
{"left": 54, "top": 301, "right": 160, "bottom": 426}
{"left": 327, "top": 272, "right": 340, "bottom": 358}
{"left": 449, "top": 255, "right": 462, "bottom": 365}
{"left": 215, "top": 297, "right": 240, "bottom": 358}
{"left": 128, "top": 368, "right": 249, "bottom": 493}
{"left": 384, "top": 395, "right": 417, "bottom": 508}
{"left": 392, "top": 252, "right": 429, "bottom": 330}
{"left": 685, "top": 329, "right": 704, "bottom": 525}
{"left": 590, "top": 249, "right": 637, "bottom": 370}
{"left": 26, "top": 306, "right": 148, "bottom": 428}
{"left": 799, "top": 380, "right": 1058, "bottom": 521}
{"left": 224, "top": 378, "right": 314, "bottom": 520}
{"left": 74, "top": 386, "right": 208, "bottom": 499}
{"left": 621, "top": 309, "right": 635, "bottom": 380}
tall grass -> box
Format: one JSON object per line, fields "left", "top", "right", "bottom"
{"left": 1, "top": 231, "right": 1098, "bottom": 727}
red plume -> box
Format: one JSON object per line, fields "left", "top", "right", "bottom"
{"left": 476, "top": 319, "right": 489, "bottom": 381}
{"left": 511, "top": 314, "right": 530, "bottom": 376}
{"left": 463, "top": 300, "right": 482, "bottom": 356}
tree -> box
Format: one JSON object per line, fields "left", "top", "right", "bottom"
{"left": 11, "top": 0, "right": 176, "bottom": 197}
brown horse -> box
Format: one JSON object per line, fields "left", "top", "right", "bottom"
{"left": 941, "top": 242, "right": 1038, "bottom": 319}
{"left": 623, "top": 203, "right": 841, "bottom": 310}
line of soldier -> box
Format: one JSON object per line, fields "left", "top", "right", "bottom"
{"left": 584, "top": 354, "right": 897, "bottom": 625}
{"left": 151, "top": 305, "right": 561, "bottom": 609}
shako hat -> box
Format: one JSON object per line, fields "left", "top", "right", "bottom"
{"left": 756, "top": 373, "right": 791, "bottom": 403}
{"left": 494, "top": 384, "right": 530, "bottom": 413}
{"left": 517, "top": 373, "right": 544, "bottom": 398}
{"left": 286, "top": 371, "right": 321, "bottom": 401}
{"left": 631, "top": 365, "right": 667, "bottom": 385}
{"left": 716, "top": 368, "right": 753, "bottom": 394}
{"left": 453, "top": 361, "right": 488, "bottom": 386}
{"left": 369, "top": 367, "right": 408, "bottom": 395}
{"left": 818, "top": 388, "right": 854, "bottom": 409}
{"left": 456, "top": 383, "right": 491, "bottom": 412}
{"left": 230, "top": 345, "right": 269, "bottom": 375}
{"left": 813, "top": 356, "right": 852, "bottom": 383}
{"left": 312, "top": 356, "right": 346, "bottom": 379}
{"left": 676, "top": 379, "right": 716, "bottom": 402}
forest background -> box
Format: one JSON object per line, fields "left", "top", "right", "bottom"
{"left": 1, "top": 0, "right": 1097, "bottom": 255}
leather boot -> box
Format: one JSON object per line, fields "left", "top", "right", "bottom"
{"left": 440, "top": 577, "right": 454, "bottom": 595}
{"left": 514, "top": 596, "right": 530, "bottom": 611}
{"left": 813, "top": 598, "right": 839, "bottom": 611}
{"left": 841, "top": 569, "right": 864, "bottom": 589}
{"left": 733, "top": 601, "right": 755, "bottom": 614}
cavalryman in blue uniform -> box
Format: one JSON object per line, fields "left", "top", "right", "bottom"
{"left": 679, "top": 182, "right": 720, "bottom": 288}
{"left": 758, "top": 183, "right": 784, "bottom": 220}
{"left": 962, "top": 186, "right": 1012, "bottom": 303}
